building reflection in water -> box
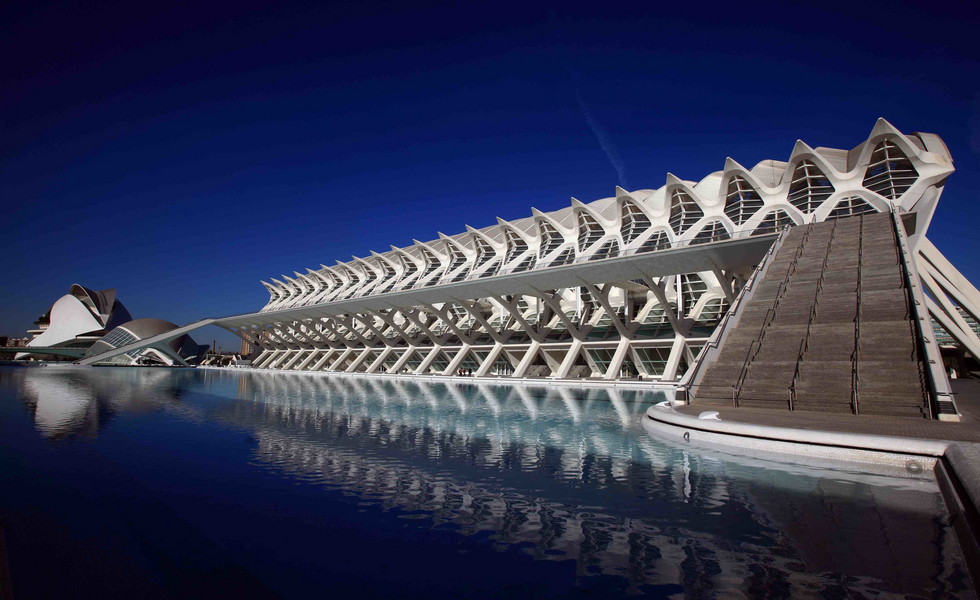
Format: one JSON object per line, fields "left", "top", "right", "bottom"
{"left": 6, "top": 365, "right": 967, "bottom": 597}
{"left": 202, "top": 370, "right": 969, "bottom": 598}
{"left": 9, "top": 367, "right": 183, "bottom": 440}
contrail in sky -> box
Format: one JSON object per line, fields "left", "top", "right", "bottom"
{"left": 573, "top": 82, "right": 629, "bottom": 189}
{"left": 552, "top": 19, "right": 629, "bottom": 189}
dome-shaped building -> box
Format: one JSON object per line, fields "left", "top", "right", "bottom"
{"left": 83, "top": 318, "right": 208, "bottom": 366}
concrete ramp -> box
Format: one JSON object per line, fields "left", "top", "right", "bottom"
{"left": 76, "top": 319, "right": 216, "bottom": 366}
{"left": 7, "top": 346, "right": 88, "bottom": 359}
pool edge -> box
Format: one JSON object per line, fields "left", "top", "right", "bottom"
{"left": 645, "top": 402, "right": 980, "bottom": 593}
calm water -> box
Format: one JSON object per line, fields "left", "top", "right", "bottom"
{"left": 0, "top": 366, "right": 972, "bottom": 599}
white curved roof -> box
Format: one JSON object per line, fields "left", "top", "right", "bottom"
{"left": 19, "top": 285, "right": 131, "bottom": 358}
{"left": 26, "top": 293, "right": 104, "bottom": 348}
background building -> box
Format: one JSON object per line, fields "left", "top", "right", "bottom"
{"left": 14, "top": 285, "right": 132, "bottom": 360}
{"left": 12, "top": 286, "right": 208, "bottom": 365}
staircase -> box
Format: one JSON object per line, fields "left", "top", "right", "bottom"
{"left": 692, "top": 212, "right": 931, "bottom": 418}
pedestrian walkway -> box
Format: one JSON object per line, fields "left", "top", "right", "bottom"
{"left": 679, "top": 379, "right": 980, "bottom": 442}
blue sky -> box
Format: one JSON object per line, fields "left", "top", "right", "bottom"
{"left": 2, "top": 0, "right": 979, "bottom": 350}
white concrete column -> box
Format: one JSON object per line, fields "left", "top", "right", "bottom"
{"left": 251, "top": 350, "right": 270, "bottom": 367}
{"left": 512, "top": 341, "right": 541, "bottom": 378}
{"left": 645, "top": 276, "right": 684, "bottom": 334}
{"left": 475, "top": 343, "right": 504, "bottom": 377}
{"left": 421, "top": 302, "right": 475, "bottom": 345}
{"left": 400, "top": 309, "right": 445, "bottom": 347}
{"left": 281, "top": 350, "right": 307, "bottom": 370}
{"left": 357, "top": 313, "right": 397, "bottom": 350}
{"left": 602, "top": 337, "right": 632, "bottom": 380}
{"left": 457, "top": 301, "right": 507, "bottom": 344}
{"left": 918, "top": 259, "right": 980, "bottom": 357}
{"left": 389, "top": 347, "right": 415, "bottom": 374}
{"left": 268, "top": 350, "right": 295, "bottom": 369}
{"left": 492, "top": 295, "right": 546, "bottom": 344}
{"left": 346, "top": 348, "right": 376, "bottom": 372}
{"left": 311, "top": 349, "right": 337, "bottom": 371}
{"left": 662, "top": 335, "right": 688, "bottom": 381}
{"left": 539, "top": 347, "right": 563, "bottom": 375}
{"left": 296, "top": 349, "right": 323, "bottom": 371}
{"left": 415, "top": 346, "right": 442, "bottom": 374}
{"left": 328, "top": 348, "right": 354, "bottom": 371}
{"left": 373, "top": 310, "right": 418, "bottom": 346}
{"left": 555, "top": 339, "right": 584, "bottom": 378}
{"left": 533, "top": 289, "right": 584, "bottom": 340}
{"left": 366, "top": 347, "right": 393, "bottom": 373}
{"left": 253, "top": 350, "right": 277, "bottom": 368}
{"left": 334, "top": 315, "right": 377, "bottom": 347}
{"left": 581, "top": 282, "right": 629, "bottom": 338}
{"left": 710, "top": 264, "right": 736, "bottom": 303}
{"left": 920, "top": 238, "right": 980, "bottom": 316}
{"left": 444, "top": 344, "right": 472, "bottom": 375}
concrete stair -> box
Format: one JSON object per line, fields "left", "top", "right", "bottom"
{"left": 691, "top": 212, "right": 931, "bottom": 419}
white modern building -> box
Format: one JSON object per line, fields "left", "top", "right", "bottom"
{"left": 205, "top": 119, "right": 975, "bottom": 382}
{"left": 16, "top": 284, "right": 132, "bottom": 359}
{"left": 79, "top": 120, "right": 980, "bottom": 393}
{"left": 15, "top": 286, "right": 207, "bottom": 365}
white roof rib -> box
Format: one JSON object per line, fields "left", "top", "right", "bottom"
{"left": 256, "top": 118, "right": 953, "bottom": 312}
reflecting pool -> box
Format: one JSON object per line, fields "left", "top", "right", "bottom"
{"left": 0, "top": 366, "right": 972, "bottom": 599}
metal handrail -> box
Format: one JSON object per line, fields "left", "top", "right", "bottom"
{"left": 852, "top": 215, "right": 864, "bottom": 415}
{"left": 681, "top": 225, "right": 792, "bottom": 406}
{"left": 790, "top": 218, "right": 838, "bottom": 410}
{"left": 734, "top": 222, "right": 814, "bottom": 398}
{"left": 889, "top": 207, "right": 936, "bottom": 418}
{"left": 733, "top": 339, "right": 760, "bottom": 399}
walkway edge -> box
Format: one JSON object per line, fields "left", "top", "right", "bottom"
{"left": 199, "top": 365, "right": 678, "bottom": 391}
{"left": 643, "top": 403, "right": 949, "bottom": 475}
{"left": 935, "top": 452, "right": 980, "bottom": 592}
